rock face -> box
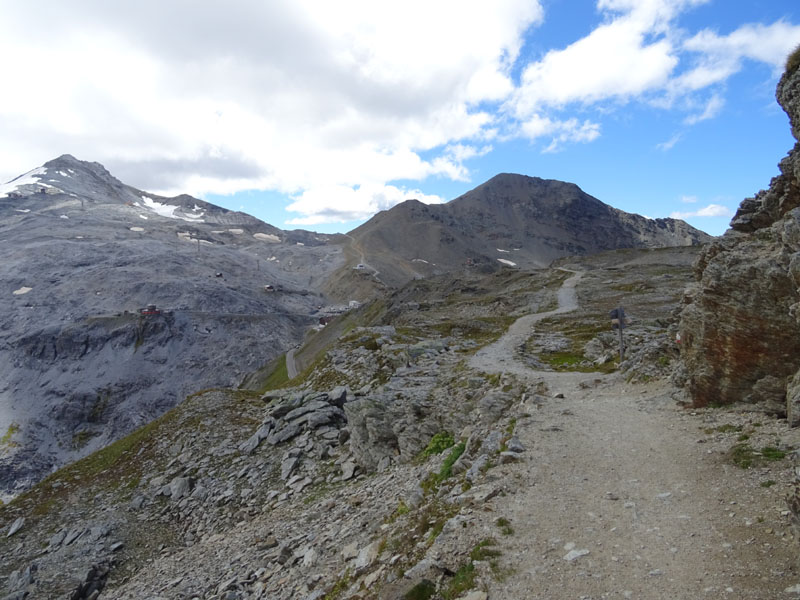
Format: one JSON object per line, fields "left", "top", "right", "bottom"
{"left": 679, "top": 64, "right": 800, "bottom": 416}
{"left": 0, "top": 155, "right": 345, "bottom": 498}
{"left": 348, "top": 173, "right": 711, "bottom": 287}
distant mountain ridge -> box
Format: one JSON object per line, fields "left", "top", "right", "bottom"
{"left": 347, "top": 173, "right": 711, "bottom": 287}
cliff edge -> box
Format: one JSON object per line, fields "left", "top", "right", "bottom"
{"left": 679, "top": 51, "right": 800, "bottom": 421}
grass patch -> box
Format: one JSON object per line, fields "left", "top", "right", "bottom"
{"left": 442, "top": 562, "right": 475, "bottom": 600}
{"left": 761, "top": 446, "right": 788, "bottom": 462}
{"left": 729, "top": 443, "right": 756, "bottom": 469}
{"left": 729, "top": 443, "right": 790, "bottom": 469}
{"left": 404, "top": 580, "right": 436, "bottom": 600}
{"left": 704, "top": 424, "right": 742, "bottom": 435}
{"left": 0, "top": 423, "right": 20, "bottom": 453}
{"left": 259, "top": 354, "right": 289, "bottom": 392}
{"left": 438, "top": 442, "right": 466, "bottom": 482}
{"left": 324, "top": 569, "right": 352, "bottom": 600}
{"left": 761, "top": 480, "right": 777, "bottom": 488}
{"left": 470, "top": 538, "right": 502, "bottom": 561}
{"left": 787, "top": 44, "right": 800, "bottom": 74}
{"left": 495, "top": 517, "right": 514, "bottom": 536}
{"left": 421, "top": 432, "right": 455, "bottom": 458}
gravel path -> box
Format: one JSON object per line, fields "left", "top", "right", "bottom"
{"left": 469, "top": 269, "right": 582, "bottom": 378}
{"left": 468, "top": 269, "right": 799, "bottom": 598}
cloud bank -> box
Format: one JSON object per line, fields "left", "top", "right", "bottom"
{"left": 0, "top": 0, "right": 797, "bottom": 225}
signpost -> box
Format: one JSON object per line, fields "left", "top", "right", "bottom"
{"left": 610, "top": 307, "right": 626, "bottom": 362}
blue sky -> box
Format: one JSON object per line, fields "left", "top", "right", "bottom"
{"left": 1, "top": 0, "right": 798, "bottom": 236}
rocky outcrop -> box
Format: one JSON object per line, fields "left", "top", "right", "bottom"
{"left": 679, "top": 63, "right": 800, "bottom": 416}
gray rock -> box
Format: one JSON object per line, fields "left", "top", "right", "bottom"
{"left": 482, "top": 430, "right": 503, "bottom": 454}
{"left": 281, "top": 456, "right": 301, "bottom": 480}
{"left": 478, "top": 392, "right": 513, "bottom": 424}
{"left": 267, "top": 423, "right": 302, "bottom": 445}
{"left": 341, "top": 461, "right": 357, "bottom": 481}
{"left": 329, "top": 386, "right": 348, "bottom": 407}
{"left": 466, "top": 454, "right": 489, "bottom": 483}
{"left": 63, "top": 527, "right": 85, "bottom": 546}
{"left": 354, "top": 541, "right": 380, "bottom": 571}
{"left": 6, "top": 517, "right": 24, "bottom": 538}
{"left": 506, "top": 436, "right": 525, "bottom": 453}
{"left": 788, "top": 369, "right": 800, "bottom": 427}
{"left": 238, "top": 421, "right": 275, "bottom": 454}
{"left": 169, "top": 476, "right": 195, "bottom": 500}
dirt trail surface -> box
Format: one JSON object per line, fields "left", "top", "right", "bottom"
{"left": 469, "top": 268, "right": 582, "bottom": 378}
{"left": 469, "top": 270, "right": 799, "bottom": 598}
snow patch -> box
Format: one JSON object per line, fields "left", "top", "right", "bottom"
{"left": 57, "top": 170, "right": 71, "bottom": 177}
{"left": 59, "top": 215, "right": 69, "bottom": 219}
{"left": 0, "top": 167, "right": 47, "bottom": 198}
{"left": 296, "top": 242, "right": 304, "bottom": 246}
{"left": 497, "top": 258, "right": 517, "bottom": 267}
{"left": 140, "top": 195, "right": 205, "bottom": 222}
{"left": 12, "top": 287, "right": 32, "bottom": 296}
{"left": 254, "top": 233, "right": 281, "bottom": 243}
{"left": 130, "top": 227, "right": 145, "bottom": 232}
{"left": 139, "top": 214, "right": 148, "bottom": 220}
{"left": 228, "top": 229, "right": 244, "bottom": 235}
{"left": 411, "top": 258, "right": 429, "bottom": 264}
{"left": 497, "top": 248, "right": 510, "bottom": 253}
{"left": 15, "top": 209, "right": 30, "bottom": 213}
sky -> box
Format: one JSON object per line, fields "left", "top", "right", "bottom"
{"left": 1, "top": 1, "right": 799, "bottom": 236}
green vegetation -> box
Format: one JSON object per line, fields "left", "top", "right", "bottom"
{"left": 442, "top": 562, "right": 475, "bottom": 600}
{"left": 404, "top": 580, "right": 436, "bottom": 600}
{"left": 729, "top": 443, "right": 790, "bottom": 469}
{"left": 470, "top": 538, "right": 502, "bottom": 561}
{"left": 761, "top": 446, "right": 787, "bottom": 461}
{"left": 260, "top": 354, "right": 289, "bottom": 392}
{"left": 437, "top": 442, "right": 465, "bottom": 482}
{"left": 760, "top": 480, "right": 777, "bottom": 488}
{"left": 787, "top": 44, "right": 800, "bottom": 74}
{"left": 495, "top": 517, "right": 514, "bottom": 536}
{"left": 324, "top": 569, "right": 352, "bottom": 600}
{"left": 71, "top": 430, "right": 97, "bottom": 450}
{"left": 421, "top": 432, "right": 455, "bottom": 458}
{"left": 1, "top": 423, "right": 20, "bottom": 453}
{"left": 385, "top": 500, "right": 410, "bottom": 524}
{"left": 704, "top": 424, "right": 742, "bottom": 434}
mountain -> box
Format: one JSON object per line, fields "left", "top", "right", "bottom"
{"left": 0, "top": 155, "right": 346, "bottom": 498}
{"left": 346, "top": 174, "right": 711, "bottom": 288}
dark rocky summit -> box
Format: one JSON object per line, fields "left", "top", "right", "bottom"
{"left": 347, "top": 173, "right": 711, "bottom": 287}
{"left": 0, "top": 155, "right": 345, "bottom": 498}
{"left": 679, "top": 60, "right": 800, "bottom": 420}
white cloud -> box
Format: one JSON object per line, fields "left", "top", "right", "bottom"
{"left": 519, "top": 115, "right": 601, "bottom": 151}
{"left": 0, "top": 0, "right": 542, "bottom": 223}
{"left": 670, "top": 203, "right": 731, "bottom": 218}
{"left": 510, "top": 1, "right": 797, "bottom": 153}
{"left": 285, "top": 183, "right": 444, "bottom": 225}
{"left": 684, "top": 94, "right": 724, "bottom": 125}
{"left": 677, "top": 20, "right": 800, "bottom": 92}
{"left": 680, "top": 195, "right": 698, "bottom": 204}
{"left": 656, "top": 133, "right": 683, "bottom": 151}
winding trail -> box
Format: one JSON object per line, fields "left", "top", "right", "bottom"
{"left": 467, "top": 268, "right": 798, "bottom": 599}
{"left": 469, "top": 268, "right": 583, "bottom": 381}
